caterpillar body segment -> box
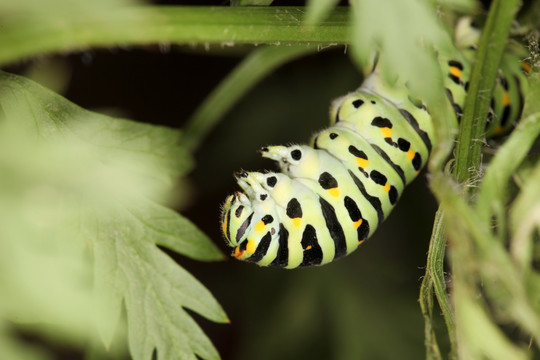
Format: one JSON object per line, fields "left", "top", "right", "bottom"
{"left": 220, "top": 19, "right": 528, "bottom": 268}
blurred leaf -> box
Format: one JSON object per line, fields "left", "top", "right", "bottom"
{"left": 0, "top": 71, "right": 193, "bottom": 192}
{"left": 513, "top": 155, "right": 540, "bottom": 190}
{"left": 0, "top": 6, "right": 349, "bottom": 66}
{"left": 0, "top": 71, "right": 227, "bottom": 359}
{"left": 510, "top": 144, "right": 540, "bottom": 273}
{"left": 0, "top": 320, "right": 53, "bottom": 360}
{"left": 478, "top": 71, "right": 540, "bottom": 230}
{"left": 304, "top": 0, "right": 340, "bottom": 26}
{"left": 0, "top": 120, "right": 104, "bottom": 343}
{"left": 349, "top": 0, "right": 452, "bottom": 101}
{"left": 454, "top": 284, "right": 529, "bottom": 360}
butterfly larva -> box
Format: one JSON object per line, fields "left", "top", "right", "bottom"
{"left": 220, "top": 18, "right": 528, "bottom": 268}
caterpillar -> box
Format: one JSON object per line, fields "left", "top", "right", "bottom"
{"left": 220, "top": 18, "right": 528, "bottom": 269}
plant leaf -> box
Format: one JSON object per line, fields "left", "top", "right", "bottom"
{"left": 0, "top": 71, "right": 227, "bottom": 359}
{"left": 304, "top": 0, "right": 340, "bottom": 26}
{"left": 0, "top": 320, "right": 52, "bottom": 360}
{"left": 87, "top": 201, "right": 228, "bottom": 360}
{"left": 349, "top": 0, "right": 452, "bottom": 100}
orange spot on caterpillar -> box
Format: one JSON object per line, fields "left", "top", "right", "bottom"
{"left": 353, "top": 219, "right": 363, "bottom": 229}
{"left": 233, "top": 246, "right": 245, "bottom": 258}
{"left": 522, "top": 61, "right": 531, "bottom": 74}
{"left": 356, "top": 157, "right": 369, "bottom": 168}
{"left": 328, "top": 188, "right": 340, "bottom": 198}
{"left": 380, "top": 127, "right": 393, "bottom": 138}
{"left": 407, "top": 149, "right": 415, "bottom": 160}
{"left": 246, "top": 240, "right": 256, "bottom": 254}
{"left": 305, "top": 245, "right": 312, "bottom": 250}
{"left": 254, "top": 220, "right": 265, "bottom": 232}
{"left": 502, "top": 92, "right": 510, "bottom": 107}
{"left": 450, "top": 66, "right": 462, "bottom": 79}
{"left": 221, "top": 217, "right": 228, "bottom": 236}
{"left": 292, "top": 218, "right": 302, "bottom": 227}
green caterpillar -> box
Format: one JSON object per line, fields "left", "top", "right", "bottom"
{"left": 220, "top": 18, "right": 528, "bottom": 269}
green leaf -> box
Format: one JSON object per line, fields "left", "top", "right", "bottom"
{"left": 0, "top": 320, "right": 53, "bottom": 360}
{"left": 349, "top": 0, "right": 451, "bottom": 100}
{"left": 0, "top": 71, "right": 193, "bottom": 191}
{"left": 454, "top": 283, "right": 529, "bottom": 360}
{"left": 0, "top": 5, "right": 350, "bottom": 66}
{"left": 127, "top": 199, "right": 225, "bottom": 261}
{"left": 509, "top": 155, "right": 540, "bottom": 272}
{"left": 508, "top": 75, "right": 540, "bottom": 274}
{"left": 477, "top": 72, "right": 540, "bottom": 228}
{"left": 87, "top": 201, "right": 228, "bottom": 360}
{"left": 304, "top": 0, "right": 340, "bottom": 26}
{"left": 0, "top": 71, "right": 227, "bottom": 359}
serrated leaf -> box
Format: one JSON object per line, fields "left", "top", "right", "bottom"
{"left": 87, "top": 202, "right": 228, "bottom": 360}
{"left": 127, "top": 199, "right": 224, "bottom": 261}
{"left": 0, "top": 71, "right": 227, "bottom": 360}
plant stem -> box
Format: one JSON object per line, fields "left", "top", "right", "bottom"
{"left": 0, "top": 6, "right": 349, "bottom": 66}
{"left": 452, "top": 0, "right": 521, "bottom": 185}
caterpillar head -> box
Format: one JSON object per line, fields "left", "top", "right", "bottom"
{"left": 220, "top": 172, "right": 279, "bottom": 262}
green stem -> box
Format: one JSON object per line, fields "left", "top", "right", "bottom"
{"left": 422, "top": 1, "right": 522, "bottom": 358}
{"left": 452, "top": 0, "right": 521, "bottom": 184}
{"left": 419, "top": 208, "right": 455, "bottom": 359}
{"left": 0, "top": 6, "right": 349, "bottom": 66}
